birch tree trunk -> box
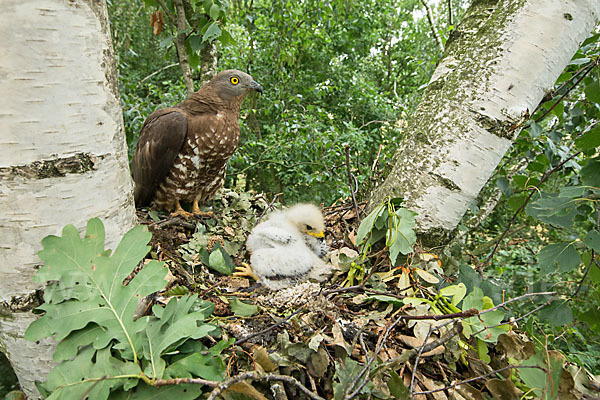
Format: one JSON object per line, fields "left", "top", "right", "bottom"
{"left": 369, "top": 0, "right": 600, "bottom": 245}
{"left": 0, "top": 1, "right": 137, "bottom": 397}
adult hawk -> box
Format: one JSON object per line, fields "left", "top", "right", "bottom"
{"left": 131, "top": 69, "right": 262, "bottom": 217}
{"left": 235, "top": 204, "right": 331, "bottom": 289}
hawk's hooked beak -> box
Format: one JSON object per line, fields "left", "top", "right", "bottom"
{"left": 307, "top": 231, "right": 324, "bottom": 239}
{"left": 248, "top": 81, "right": 263, "bottom": 94}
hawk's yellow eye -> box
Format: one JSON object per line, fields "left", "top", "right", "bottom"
{"left": 230, "top": 76, "right": 239, "bottom": 85}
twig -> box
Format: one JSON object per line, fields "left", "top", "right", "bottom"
{"left": 138, "top": 62, "right": 179, "bottom": 85}
{"left": 324, "top": 284, "right": 414, "bottom": 299}
{"left": 412, "top": 365, "right": 547, "bottom": 395}
{"left": 479, "top": 151, "right": 581, "bottom": 269}
{"left": 197, "top": 278, "right": 223, "bottom": 299}
{"left": 432, "top": 291, "right": 557, "bottom": 335}
{"left": 470, "top": 297, "right": 554, "bottom": 338}
{"left": 382, "top": 323, "right": 463, "bottom": 367}
{"left": 535, "top": 58, "right": 598, "bottom": 123}
{"left": 410, "top": 325, "right": 433, "bottom": 394}
{"left": 156, "top": 216, "right": 197, "bottom": 230}
{"left": 344, "top": 145, "right": 361, "bottom": 222}
{"left": 155, "top": 376, "right": 218, "bottom": 387}
{"left": 258, "top": 193, "right": 281, "bottom": 222}
{"left": 235, "top": 307, "right": 305, "bottom": 346}
{"left": 371, "top": 144, "right": 384, "bottom": 175}
{"left": 420, "top": 0, "right": 444, "bottom": 52}
{"left": 343, "top": 313, "right": 404, "bottom": 400}
{"left": 206, "top": 372, "right": 325, "bottom": 400}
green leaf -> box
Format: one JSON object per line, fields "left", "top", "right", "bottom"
{"left": 333, "top": 358, "right": 372, "bottom": 400}
{"left": 366, "top": 295, "right": 403, "bottom": 307}
{"left": 526, "top": 193, "right": 578, "bottom": 229}
{"left": 142, "top": 295, "right": 218, "bottom": 379}
{"left": 538, "top": 299, "right": 572, "bottom": 326}
{"left": 584, "top": 79, "right": 600, "bottom": 103}
{"left": 41, "top": 347, "right": 139, "bottom": 399}
{"left": 202, "top": 22, "right": 222, "bottom": 42}
{"left": 584, "top": 230, "right": 600, "bottom": 252}
{"left": 520, "top": 350, "right": 563, "bottom": 400}
{"left": 439, "top": 283, "right": 467, "bottom": 305}
{"left": 387, "top": 208, "right": 417, "bottom": 264}
{"left": 496, "top": 176, "right": 513, "bottom": 197}
{"left": 581, "top": 157, "right": 600, "bottom": 187}
{"left": 165, "top": 351, "right": 224, "bottom": 381}
{"left": 356, "top": 203, "right": 385, "bottom": 246}
{"left": 228, "top": 297, "right": 259, "bottom": 317}
{"left": 529, "top": 121, "right": 542, "bottom": 137}
{"left": 462, "top": 288, "right": 505, "bottom": 343}
{"left": 109, "top": 382, "right": 202, "bottom": 399}
{"left": 208, "top": 245, "right": 233, "bottom": 275}
{"left": 387, "top": 370, "right": 410, "bottom": 399}
{"left": 575, "top": 126, "right": 600, "bottom": 150}
{"left": 538, "top": 243, "right": 580, "bottom": 274}
{"left": 209, "top": 3, "right": 220, "bottom": 20}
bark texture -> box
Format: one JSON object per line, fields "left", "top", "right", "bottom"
{"left": 369, "top": 0, "right": 600, "bottom": 245}
{"left": 0, "top": 0, "right": 137, "bottom": 397}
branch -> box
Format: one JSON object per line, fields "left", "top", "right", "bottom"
{"left": 206, "top": 372, "right": 324, "bottom": 400}
{"left": 344, "top": 145, "right": 361, "bottom": 222}
{"left": 172, "top": 0, "right": 195, "bottom": 96}
{"left": 420, "top": 0, "right": 444, "bottom": 52}
{"left": 138, "top": 62, "right": 179, "bottom": 85}
{"left": 535, "top": 58, "right": 598, "bottom": 123}
{"left": 479, "top": 151, "right": 581, "bottom": 269}
{"left": 412, "top": 365, "right": 547, "bottom": 395}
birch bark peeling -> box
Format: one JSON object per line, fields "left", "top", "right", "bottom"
{"left": 369, "top": 0, "right": 600, "bottom": 245}
{"left": 0, "top": 0, "right": 137, "bottom": 396}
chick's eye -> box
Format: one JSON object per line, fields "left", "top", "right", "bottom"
{"left": 230, "top": 76, "right": 239, "bottom": 85}
{"left": 306, "top": 225, "right": 313, "bottom": 230}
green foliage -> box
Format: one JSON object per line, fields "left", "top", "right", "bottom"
{"left": 25, "top": 219, "right": 226, "bottom": 398}
{"left": 467, "top": 31, "right": 600, "bottom": 374}
{"left": 108, "top": 0, "right": 442, "bottom": 204}
{"left": 356, "top": 197, "right": 417, "bottom": 266}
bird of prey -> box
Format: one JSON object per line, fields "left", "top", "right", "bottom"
{"left": 235, "top": 203, "right": 331, "bottom": 290}
{"left": 131, "top": 70, "right": 262, "bottom": 218}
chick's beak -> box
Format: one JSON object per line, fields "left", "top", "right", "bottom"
{"left": 307, "top": 231, "right": 324, "bottom": 238}
{"left": 249, "top": 80, "right": 263, "bottom": 94}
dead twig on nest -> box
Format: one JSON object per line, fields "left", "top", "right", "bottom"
{"left": 206, "top": 371, "right": 325, "bottom": 400}
{"left": 344, "top": 145, "right": 362, "bottom": 223}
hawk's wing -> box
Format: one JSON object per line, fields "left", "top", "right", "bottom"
{"left": 245, "top": 225, "right": 297, "bottom": 253}
{"left": 131, "top": 108, "right": 188, "bottom": 206}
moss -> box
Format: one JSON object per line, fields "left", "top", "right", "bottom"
{"left": 0, "top": 153, "right": 99, "bottom": 181}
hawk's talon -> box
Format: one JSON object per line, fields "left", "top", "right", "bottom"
{"left": 233, "top": 263, "right": 259, "bottom": 281}
{"left": 192, "top": 200, "right": 215, "bottom": 218}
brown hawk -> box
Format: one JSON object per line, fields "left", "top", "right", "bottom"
{"left": 131, "top": 69, "right": 262, "bottom": 217}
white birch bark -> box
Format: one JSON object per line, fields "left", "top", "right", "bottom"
{"left": 369, "top": 0, "right": 600, "bottom": 245}
{"left": 0, "top": 0, "right": 137, "bottom": 397}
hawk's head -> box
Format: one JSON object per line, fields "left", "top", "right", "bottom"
{"left": 210, "top": 69, "right": 262, "bottom": 103}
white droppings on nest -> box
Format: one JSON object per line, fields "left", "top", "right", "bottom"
{"left": 255, "top": 281, "right": 322, "bottom": 309}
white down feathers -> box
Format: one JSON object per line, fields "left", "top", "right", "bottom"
{"left": 246, "top": 204, "right": 330, "bottom": 290}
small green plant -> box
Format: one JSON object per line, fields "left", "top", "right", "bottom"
{"left": 343, "top": 197, "right": 417, "bottom": 287}
{"left": 25, "top": 219, "right": 228, "bottom": 399}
